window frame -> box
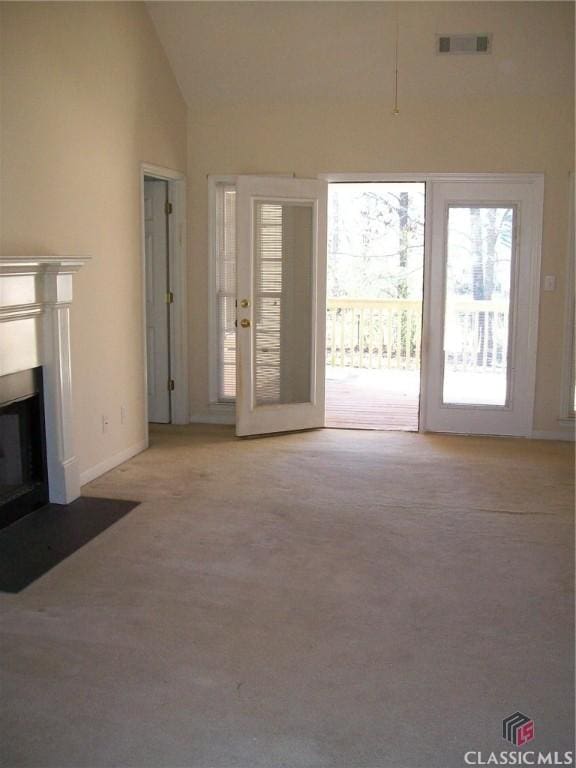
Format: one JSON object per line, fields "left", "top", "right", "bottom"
{"left": 208, "top": 175, "right": 237, "bottom": 415}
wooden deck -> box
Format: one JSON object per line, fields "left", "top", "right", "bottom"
{"left": 325, "top": 367, "right": 420, "bottom": 431}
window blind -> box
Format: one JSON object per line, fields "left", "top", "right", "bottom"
{"left": 254, "top": 203, "right": 283, "bottom": 404}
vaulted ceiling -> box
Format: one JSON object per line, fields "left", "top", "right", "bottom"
{"left": 146, "top": 2, "right": 571, "bottom": 108}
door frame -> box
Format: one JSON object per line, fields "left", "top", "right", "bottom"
{"left": 140, "top": 163, "right": 189, "bottom": 434}
{"left": 319, "top": 173, "right": 543, "bottom": 435}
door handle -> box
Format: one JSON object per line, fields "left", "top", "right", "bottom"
{"left": 239, "top": 318, "right": 251, "bottom": 328}
{"left": 240, "top": 299, "right": 250, "bottom": 308}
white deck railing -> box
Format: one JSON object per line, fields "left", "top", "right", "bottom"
{"left": 326, "top": 298, "right": 509, "bottom": 371}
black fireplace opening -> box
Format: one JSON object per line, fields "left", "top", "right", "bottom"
{"left": 0, "top": 367, "right": 49, "bottom": 529}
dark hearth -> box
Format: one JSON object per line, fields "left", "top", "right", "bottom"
{"left": 0, "top": 368, "right": 49, "bottom": 529}
{"left": 0, "top": 496, "right": 140, "bottom": 592}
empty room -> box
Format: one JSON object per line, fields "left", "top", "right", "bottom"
{"left": 0, "top": 2, "right": 574, "bottom": 767}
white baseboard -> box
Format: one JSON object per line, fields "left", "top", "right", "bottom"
{"left": 531, "top": 429, "right": 575, "bottom": 442}
{"left": 80, "top": 438, "right": 148, "bottom": 486}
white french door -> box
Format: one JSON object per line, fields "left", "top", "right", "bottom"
{"left": 218, "top": 173, "right": 542, "bottom": 438}
{"left": 422, "top": 178, "right": 543, "bottom": 436}
{"left": 235, "top": 176, "right": 328, "bottom": 437}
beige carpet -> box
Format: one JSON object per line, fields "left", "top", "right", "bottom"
{"left": 1, "top": 426, "right": 574, "bottom": 768}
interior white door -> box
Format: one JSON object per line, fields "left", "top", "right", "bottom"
{"left": 144, "top": 178, "right": 171, "bottom": 424}
{"left": 235, "top": 176, "right": 327, "bottom": 437}
{"left": 423, "top": 178, "right": 543, "bottom": 436}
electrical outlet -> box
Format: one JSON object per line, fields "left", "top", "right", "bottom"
{"left": 120, "top": 406, "right": 127, "bottom": 425}
{"left": 543, "top": 274, "right": 556, "bottom": 292}
{"left": 101, "top": 414, "right": 109, "bottom": 434}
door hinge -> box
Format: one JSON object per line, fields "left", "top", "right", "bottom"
{"left": 165, "top": 291, "right": 174, "bottom": 304}
{"left": 165, "top": 200, "right": 173, "bottom": 215}
{"left": 168, "top": 378, "right": 175, "bottom": 392}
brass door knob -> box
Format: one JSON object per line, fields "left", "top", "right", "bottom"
{"left": 240, "top": 299, "right": 250, "bottom": 308}
{"left": 239, "top": 318, "right": 251, "bottom": 328}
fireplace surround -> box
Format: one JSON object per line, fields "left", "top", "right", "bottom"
{"left": 0, "top": 256, "right": 89, "bottom": 512}
{"left": 0, "top": 367, "right": 48, "bottom": 528}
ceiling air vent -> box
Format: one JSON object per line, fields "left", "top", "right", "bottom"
{"left": 437, "top": 34, "right": 492, "bottom": 55}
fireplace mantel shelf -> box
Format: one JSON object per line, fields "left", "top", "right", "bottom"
{"left": 0, "top": 255, "right": 91, "bottom": 277}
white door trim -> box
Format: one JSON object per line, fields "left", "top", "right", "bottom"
{"left": 140, "top": 163, "right": 189, "bottom": 429}
{"left": 560, "top": 172, "right": 575, "bottom": 423}
{"left": 320, "top": 172, "right": 545, "bottom": 185}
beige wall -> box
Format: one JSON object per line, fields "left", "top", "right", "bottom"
{"left": 0, "top": 2, "right": 187, "bottom": 476}
{"left": 162, "top": 1, "right": 573, "bottom": 434}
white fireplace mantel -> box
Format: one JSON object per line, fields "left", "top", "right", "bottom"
{"left": 0, "top": 255, "right": 90, "bottom": 504}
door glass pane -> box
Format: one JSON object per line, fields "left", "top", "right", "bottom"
{"left": 443, "top": 206, "right": 515, "bottom": 406}
{"left": 254, "top": 201, "right": 313, "bottom": 406}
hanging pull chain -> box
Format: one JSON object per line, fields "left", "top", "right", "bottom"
{"left": 392, "top": 10, "right": 400, "bottom": 116}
